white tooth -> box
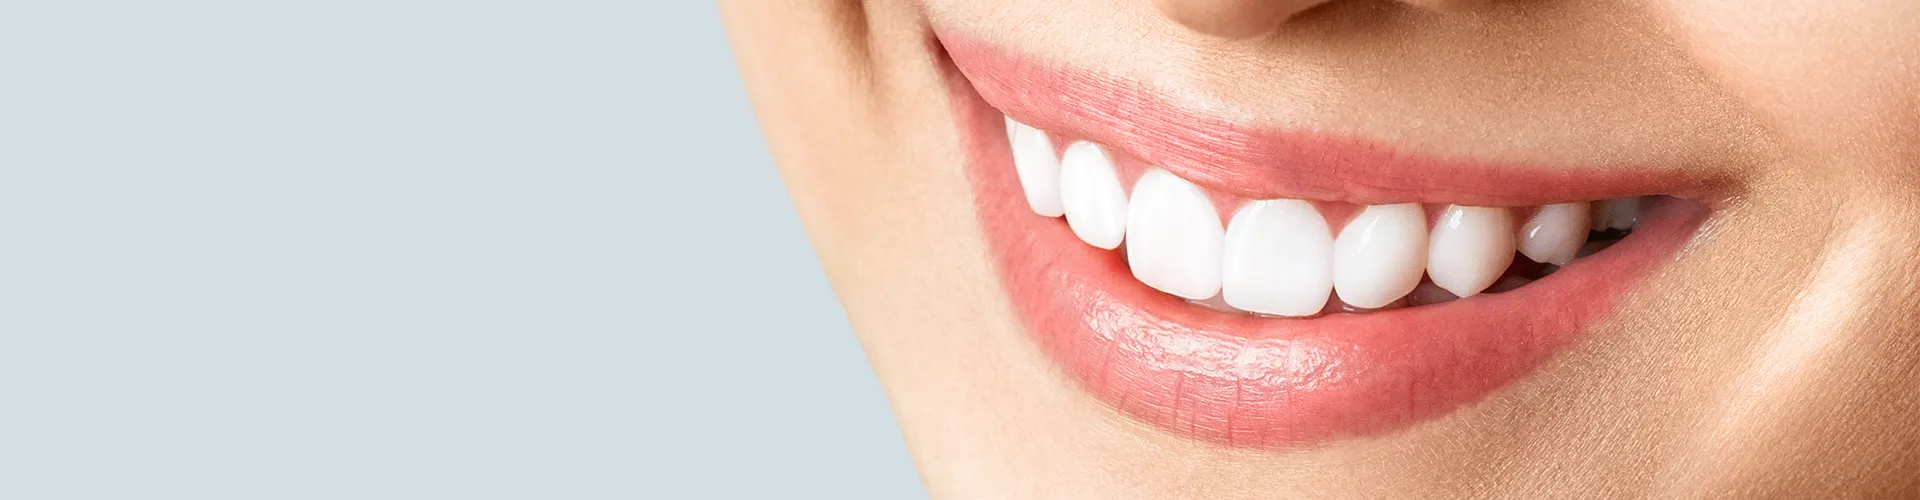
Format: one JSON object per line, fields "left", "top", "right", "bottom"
{"left": 1126, "top": 169, "right": 1225, "bottom": 300}
{"left": 1332, "top": 203, "right": 1427, "bottom": 309}
{"left": 1427, "top": 205, "right": 1516, "bottom": 298}
{"left": 1518, "top": 203, "right": 1590, "bottom": 265}
{"left": 1221, "top": 199, "right": 1333, "bottom": 316}
{"left": 1006, "top": 117, "right": 1064, "bottom": 217}
{"left": 1339, "top": 297, "right": 1406, "bottom": 313}
{"left": 1058, "top": 142, "right": 1128, "bottom": 249}
{"left": 1604, "top": 197, "right": 1641, "bottom": 230}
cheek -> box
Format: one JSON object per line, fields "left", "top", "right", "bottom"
{"left": 1654, "top": 0, "right": 1920, "bottom": 158}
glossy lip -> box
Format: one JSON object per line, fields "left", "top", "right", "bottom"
{"left": 939, "top": 33, "right": 1712, "bottom": 446}
{"left": 941, "top": 34, "right": 1727, "bottom": 208}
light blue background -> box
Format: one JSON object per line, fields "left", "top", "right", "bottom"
{"left": 0, "top": 2, "right": 923, "bottom": 498}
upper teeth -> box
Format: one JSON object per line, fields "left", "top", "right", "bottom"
{"left": 1334, "top": 203, "right": 1430, "bottom": 309}
{"left": 1594, "top": 198, "right": 1641, "bottom": 231}
{"left": 1223, "top": 199, "right": 1334, "bottom": 316}
{"left": 1058, "top": 140, "right": 1129, "bottom": 250}
{"left": 1126, "top": 169, "right": 1225, "bottom": 300}
{"left": 1007, "top": 118, "right": 1642, "bottom": 316}
{"left": 1427, "top": 205, "right": 1516, "bottom": 298}
{"left": 1007, "top": 117, "right": 1065, "bottom": 217}
{"left": 1519, "top": 203, "right": 1590, "bottom": 266}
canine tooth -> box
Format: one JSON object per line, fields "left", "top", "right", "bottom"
{"left": 1058, "top": 142, "right": 1128, "bottom": 249}
{"left": 1126, "top": 169, "right": 1225, "bottom": 300}
{"left": 1332, "top": 204, "right": 1427, "bottom": 309}
{"left": 1428, "top": 205, "right": 1516, "bottom": 297}
{"left": 1221, "top": 200, "right": 1333, "bottom": 316}
{"left": 1519, "top": 203, "right": 1589, "bottom": 265}
{"left": 1602, "top": 198, "right": 1641, "bottom": 230}
{"left": 1006, "top": 118, "right": 1064, "bottom": 217}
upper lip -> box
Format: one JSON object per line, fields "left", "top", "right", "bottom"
{"left": 939, "top": 31, "right": 1727, "bottom": 207}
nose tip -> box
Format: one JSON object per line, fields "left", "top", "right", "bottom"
{"left": 1155, "top": 0, "right": 1497, "bottom": 38}
{"left": 1153, "top": 0, "right": 1326, "bottom": 38}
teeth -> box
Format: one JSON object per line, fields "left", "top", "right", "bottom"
{"left": 1126, "top": 168, "right": 1225, "bottom": 300}
{"left": 1338, "top": 296, "right": 1407, "bottom": 313}
{"left": 1058, "top": 142, "right": 1129, "bottom": 249}
{"left": 1591, "top": 198, "right": 1641, "bottom": 231}
{"left": 1034, "top": 137, "right": 1643, "bottom": 313}
{"left": 1006, "top": 118, "right": 1065, "bottom": 217}
{"left": 1602, "top": 198, "right": 1641, "bottom": 230}
{"left": 1332, "top": 204, "right": 1428, "bottom": 309}
{"left": 1428, "top": 205, "right": 1516, "bottom": 298}
{"left": 1518, "top": 203, "right": 1590, "bottom": 265}
{"left": 1221, "top": 200, "right": 1334, "bottom": 316}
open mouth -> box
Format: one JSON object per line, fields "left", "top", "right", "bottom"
{"left": 939, "top": 32, "right": 1718, "bottom": 447}
{"left": 1012, "top": 122, "right": 1665, "bottom": 315}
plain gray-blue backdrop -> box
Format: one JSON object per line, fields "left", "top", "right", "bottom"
{"left": 0, "top": 2, "right": 924, "bottom": 498}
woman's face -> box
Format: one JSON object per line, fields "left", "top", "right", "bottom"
{"left": 722, "top": 0, "right": 1920, "bottom": 497}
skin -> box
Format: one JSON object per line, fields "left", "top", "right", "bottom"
{"left": 719, "top": 1, "right": 1920, "bottom": 498}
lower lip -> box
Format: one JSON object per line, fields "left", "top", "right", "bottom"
{"left": 943, "top": 61, "right": 1708, "bottom": 447}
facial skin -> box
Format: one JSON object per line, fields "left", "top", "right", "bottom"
{"left": 720, "top": 1, "right": 1920, "bottom": 498}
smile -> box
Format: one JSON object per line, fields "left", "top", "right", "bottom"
{"left": 940, "top": 34, "right": 1716, "bottom": 446}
